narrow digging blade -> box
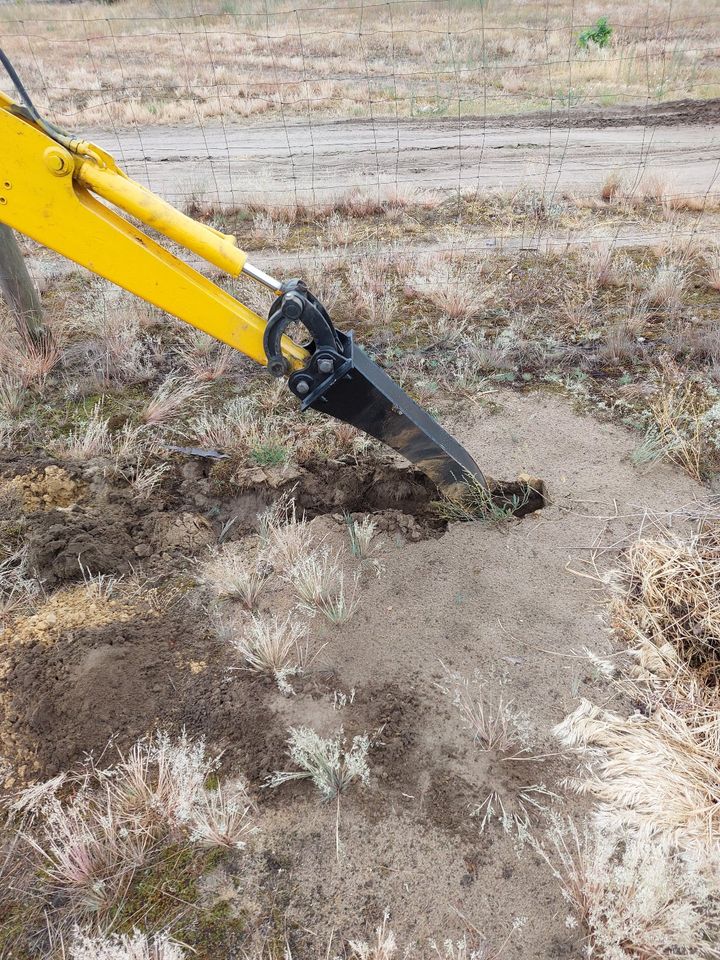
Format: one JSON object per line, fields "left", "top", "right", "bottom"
{"left": 307, "top": 342, "right": 486, "bottom": 497}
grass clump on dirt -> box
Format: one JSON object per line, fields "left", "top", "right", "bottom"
{"left": 0, "top": 732, "right": 255, "bottom": 950}
{"left": 535, "top": 815, "right": 720, "bottom": 960}
{"left": 613, "top": 523, "right": 720, "bottom": 683}
{"left": 286, "top": 547, "right": 360, "bottom": 625}
{"left": 433, "top": 473, "right": 530, "bottom": 525}
{"left": 546, "top": 516, "right": 720, "bottom": 954}
{"left": 267, "top": 726, "right": 371, "bottom": 801}
{"left": 633, "top": 381, "right": 720, "bottom": 481}
{"left": 200, "top": 544, "right": 270, "bottom": 610}
{"left": 219, "top": 611, "right": 310, "bottom": 695}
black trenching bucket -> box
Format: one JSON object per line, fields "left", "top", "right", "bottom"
{"left": 299, "top": 332, "right": 487, "bottom": 499}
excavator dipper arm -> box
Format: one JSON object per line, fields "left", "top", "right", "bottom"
{"left": 0, "top": 57, "right": 486, "bottom": 497}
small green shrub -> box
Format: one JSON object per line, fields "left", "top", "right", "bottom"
{"left": 578, "top": 17, "right": 612, "bottom": 49}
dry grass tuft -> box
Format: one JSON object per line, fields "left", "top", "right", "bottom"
{"left": 187, "top": 778, "right": 255, "bottom": 850}
{"left": 555, "top": 698, "right": 720, "bottom": 846}
{"left": 70, "top": 930, "right": 187, "bottom": 960}
{"left": 439, "top": 668, "right": 526, "bottom": 753}
{"left": 612, "top": 527, "right": 720, "bottom": 683}
{"left": 142, "top": 374, "right": 207, "bottom": 425}
{"left": 0, "top": 544, "right": 43, "bottom": 621}
{"left": 6, "top": 732, "right": 255, "bottom": 923}
{"left": 267, "top": 726, "right": 371, "bottom": 801}
{"left": 348, "top": 913, "right": 397, "bottom": 960}
{"left": 635, "top": 382, "right": 713, "bottom": 481}
{"left": 201, "top": 545, "right": 269, "bottom": 609}
{"left": 646, "top": 260, "right": 687, "bottom": 315}
{"left": 555, "top": 523, "right": 720, "bottom": 846}
{"left": 0, "top": 373, "right": 27, "bottom": 417}
{"left": 287, "top": 548, "right": 359, "bottom": 624}
{"left": 348, "top": 257, "right": 399, "bottom": 328}
{"left": 535, "top": 816, "right": 720, "bottom": 959}
{"left": 220, "top": 611, "right": 309, "bottom": 694}
{"left": 705, "top": 246, "right": 720, "bottom": 292}
{"left": 47, "top": 402, "right": 110, "bottom": 461}
{"left": 0, "top": 303, "right": 63, "bottom": 388}
{"left": 434, "top": 474, "right": 526, "bottom": 525}
{"left": 259, "top": 496, "right": 316, "bottom": 573}
{"left": 345, "top": 514, "right": 378, "bottom": 559}
{"left": 581, "top": 241, "right": 617, "bottom": 293}
{"left": 176, "top": 327, "right": 235, "bottom": 383}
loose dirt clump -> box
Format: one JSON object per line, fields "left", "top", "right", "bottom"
{"left": 178, "top": 667, "right": 288, "bottom": 785}
{"left": 2, "top": 599, "right": 200, "bottom": 777}
{"left": 25, "top": 505, "right": 139, "bottom": 585}
{"left": 2, "top": 465, "right": 84, "bottom": 512}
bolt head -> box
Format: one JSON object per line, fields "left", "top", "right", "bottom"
{"left": 283, "top": 292, "right": 304, "bottom": 320}
{"left": 317, "top": 358, "right": 334, "bottom": 374}
{"left": 44, "top": 147, "right": 72, "bottom": 177}
{"left": 296, "top": 381, "right": 310, "bottom": 395}
{"left": 268, "top": 359, "right": 288, "bottom": 378}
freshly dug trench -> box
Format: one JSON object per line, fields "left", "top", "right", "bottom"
{"left": 489, "top": 474, "right": 547, "bottom": 518}
{"left": 10, "top": 451, "right": 546, "bottom": 594}
{"left": 212, "top": 457, "right": 546, "bottom": 526}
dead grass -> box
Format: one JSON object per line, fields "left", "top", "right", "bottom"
{"left": 0, "top": 543, "right": 43, "bottom": 622}
{"left": 3, "top": 732, "right": 255, "bottom": 933}
{"left": 287, "top": 547, "right": 360, "bottom": 625}
{"left": 4, "top": 1, "right": 716, "bottom": 127}
{"left": 348, "top": 257, "right": 399, "bottom": 329}
{"left": 260, "top": 496, "right": 316, "bottom": 573}
{"left": 535, "top": 815, "right": 720, "bottom": 959}
{"left": 553, "top": 522, "right": 720, "bottom": 848}
{"left": 599, "top": 171, "right": 720, "bottom": 217}
{"left": 646, "top": 260, "right": 687, "bottom": 315}
{"left": 142, "top": 374, "right": 208, "bottom": 425}
{"left": 175, "top": 328, "right": 236, "bottom": 383}
{"left": 613, "top": 526, "right": 720, "bottom": 686}
{"left": 438, "top": 666, "right": 527, "bottom": 753}
{"left": 201, "top": 545, "right": 269, "bottom": 609}
{"left": 0, "top": 373, "right": 27, "bottom": 417}
{"left": 545, "top": 514, "right": 720, "bottom": 953}
{"left": 556, "top": 698, "right": 720, "bottom": 846}
{"left": 642, "top": 382, "right": 711, "bottom": 481}
{"left": 70, "top": 930, "right": 187, "bottom": 960}
{"left": 47, "top": 401, "right": 111, "bottom": 460}
{"left": 434, "top": 474, "right": 527, "bottom": 525}
{"left": 219, "top": 611, "right": 309, "bottom": 694}
{"left": 0, "top": 305, "right": 63, "bottom": 388}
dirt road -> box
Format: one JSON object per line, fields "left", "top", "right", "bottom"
{"left": 93, "top": 117, "right": 719, "bottom": 208}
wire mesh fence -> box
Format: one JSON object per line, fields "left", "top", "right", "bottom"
{"left": 2, "top": 0, "right": 719, "bottom": 270}
{"left": 2, "top": 1, "right": 720, "bottom": 529}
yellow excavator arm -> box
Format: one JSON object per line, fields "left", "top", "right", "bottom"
{"left": 0, "top": 56, "right": 487, "bottom": 497}
{"left": 0, "top": 88, "right": 305, "bottom": 370}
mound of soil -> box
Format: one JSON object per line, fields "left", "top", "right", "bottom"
{"left": 0, "top": 597, "right": 287, "bottom": 782}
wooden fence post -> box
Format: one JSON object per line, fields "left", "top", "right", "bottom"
{"left": 0, "top": 224, "right": 44, "bottom": 340}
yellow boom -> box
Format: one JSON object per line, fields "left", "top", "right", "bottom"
{"left": 0, "top": 88, "right": 307, "bottom": 369}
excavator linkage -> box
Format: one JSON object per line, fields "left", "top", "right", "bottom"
{"left": 0, "top": 51, "right": 490, "bottom": 498}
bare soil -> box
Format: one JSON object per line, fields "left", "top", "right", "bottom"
{"left": 90, "top": 114, "right": 720, "bottom": 210}
{"left": 0, "top": 388, "right": 707, "bottom": 956}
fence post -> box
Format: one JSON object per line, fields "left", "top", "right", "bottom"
{"left": 0, "top": 224, "right": 44, "bottom": 340}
